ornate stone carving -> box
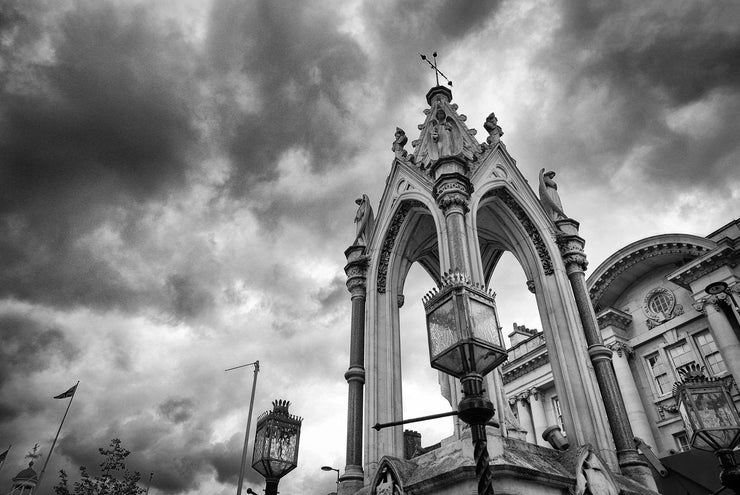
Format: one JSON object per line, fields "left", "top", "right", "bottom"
{"left": 354, "top": 194, "right": 375, "bottom": 247}
{"left": 529, "top": 387, "right": 541, "bottom": 401}
{"left": 433, "top": 178, "right": 471, "bottom": 212}
{"left": 589, "top": 242, "right": 709, "bottom": 304}
{"left": 557, "top": 233, "right": 588, "bottom": 272}
{"left": 489, "top": 188, "right": 554, "bottom": 275}
{"left": 483, "top": 112, "right": 504, "bottom": 146}
{"left": 526, "top": 279, "right": 536, "bottom": 294}
{"left": 574, "top": 445, "right": 619, "bottom": 495}
{"left": 374, "top": 465, "right": 402, "bottom": 495}
{"left": 606, "top": 341, "right": 633, "bottom": 359}
{"left": 643, "top": 287, "right": 683, "bottom": 328}
{"left": 596, "top": 307, "right": 632, "bottom": 331}
{"left": 397, "top": 294, "right": 405, "bottom": 308}
{"left": 377, "top": 200, "right": 427, "bottom": 293}
{"left": 392, "top": 127, "right": 408, "bottom": 159}
{"left": 507, "top": 396, "right": 519, "bottom": 406}
{"left": 538, "top": 169, "right": 567, "bottom": 222}
{"left": 693, "top": 292, "right": 735, "bottom": 314}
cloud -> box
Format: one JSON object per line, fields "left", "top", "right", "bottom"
{"left": 0, "top": 0, "right": 202, "bottom": 311}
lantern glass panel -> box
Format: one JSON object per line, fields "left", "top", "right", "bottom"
{"left": 428, "top": 298, "right": 459, "bottom": 359}
{"left": 678, "top": 384, "right": 740, "bottom": 451}
{"left": 469, "top": 298, "right": 501, "bottom": 346}
{"left": 252, "top": 416, "right": 301, "bottom": 479}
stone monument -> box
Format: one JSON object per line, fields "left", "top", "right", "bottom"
{"left": 338, "top": 84, "right": 660, "bottom": 494}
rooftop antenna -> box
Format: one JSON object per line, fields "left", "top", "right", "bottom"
{"left": 419, "top": 51, "right": 453, "bottom": 87}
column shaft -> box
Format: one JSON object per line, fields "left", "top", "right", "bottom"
{"left": 515, "top": 397, "right": 534, "bottom": 444}
{"left": 610, "top": 344, "right": 657, "bottom": 450}
{"left": 529, "top": 391, "right": 548, "bottom": 447}
{"left": 706, "top": 302, "right": 740, "bottom": 387}
{"left": 340, "top": 247, "right": 368, "bottom": 494}
{"left": 567, "top": 268, "right": 656, "bottom": 489}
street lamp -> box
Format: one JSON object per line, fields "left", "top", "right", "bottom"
{"left": 321, "top": 465, "right": 340, "bottom": 494}
{"left": 423, "top": 272, "right": 507, "bottom": 495}
{"left": 674, "top": 364, "right": 740, "bottom": 493}
{"left": 251, "top": 400, "right": 303, "bottom": 495}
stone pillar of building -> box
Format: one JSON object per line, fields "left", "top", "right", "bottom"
{"left": 339, "top": 245, "right": 368, "bottom": 495}
{"left": 556, "top": 218, "right": 656, "bottom": 490}
{"left": 694, "top": 295, "right": 740, "bottom": 388}
{"left": 529, "top": 388, "right": 548, "bottom": 447}
{"left": 607, "top": 341, "right": 657, "bottom": 451}
{"left": 431, "top": 155, "right": 473, "bottom": 275}
{"left": 513, "top": 393, "right": 534, "bottom": 444}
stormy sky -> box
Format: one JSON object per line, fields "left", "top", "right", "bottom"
{"left": 1, "top": 1, "right": 738, "bottom": 494}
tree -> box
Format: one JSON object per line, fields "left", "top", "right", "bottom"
{"left": 54, "top": 438, "right": 145, "bottom": 495}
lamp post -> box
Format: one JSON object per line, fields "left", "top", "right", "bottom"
{"left": 321, "top": 466, "right": 340, "bottom": 494}
{"left": 251, "top": 400, "right": 303, "bottom": 495}
{"left": 674, "top": 364, "right": 740, "bottom": 494}
{"left": 423, "top": 271, "right": 508, "bottom": 495}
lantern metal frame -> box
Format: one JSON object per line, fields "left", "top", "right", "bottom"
{"left": 423, "top": 271, "right": 507, "bottom": 379}
{"left": 251, "top": 399, "right": 303, "bottom": 495}
{"left": 422, "top": 271, "right": 508, "bottom": 495}
{"left": 674, "top": 364, "right": 740, "bottom": 494}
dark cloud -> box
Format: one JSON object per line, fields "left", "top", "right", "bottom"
{"left": 166, "top": 274, "right": 216, "bottom": 321}
{"left": 313, "top": 275, "right": 346, "bottom": 311}
{"left": 206, "top": 0, "right": 367, "bottom": 194}
{"left": 158, "top": 397, "right": 195, "bottom": 424}
{"left": 521, "top": 1, "right": 740, "bottom": 192}
{"left": 0, "top": 1, "right": 201, "bottom": 310}
{"left": 0, "top": 313, "right": 78, "bottom": 420}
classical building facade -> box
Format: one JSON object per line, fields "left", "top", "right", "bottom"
{"left": 503, "top": 220, "right": 740, "bottom": 459}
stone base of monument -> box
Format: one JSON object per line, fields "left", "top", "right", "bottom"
{"left": 352, "top": 433, "right": 661, "bottom": 495}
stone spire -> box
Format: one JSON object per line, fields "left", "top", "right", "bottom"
{"left": 410, "top": 86, "right": 482, "bottom": 170}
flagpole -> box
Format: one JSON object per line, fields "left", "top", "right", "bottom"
{"left": 35, "top": 381, "right": 79, "bottom": 495}
{"left": 226, "top": 361, "right": 259, "bottom": 495}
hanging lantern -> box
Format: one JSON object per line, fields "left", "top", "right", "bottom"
{"left": 674, "top": 365, "right": 740, "bottom": 452}
{"left": 251, "top": 400, "right": 303, "bottom": 483}
{"left": 423, "top": 271, "right": 507, "bottom": 378}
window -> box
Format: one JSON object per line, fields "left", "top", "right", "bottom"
{"left": 673, "top": 431, "right": 690, "bottom": 452}
{"left": 551, "top": 396, "right": 564, "bottom": 434}
{"left": 648, "top": 292, "right": 672, "bottom": 318}
{"left": 667, "top": 340, "right": 696, "bottom": 370}
{"left": 646, "top": 352, "right": 671, "bottom": 395}
{"left": 694, "top": 330, "right": 727, "bottom": 376}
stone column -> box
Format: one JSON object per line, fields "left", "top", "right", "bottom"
{"left": 432, "top": 155, "right": 473, "bottom": 275}
{"left": 556, "top": 218, "right": 656, "bottom": 490}
{"left": 607, "top": 342, "right": 657, "bottom": 450}
{"left": 339, "top": 245, "right": 368, "bottom": 495}
{"left": 529, "top": 388, "right": 548, "bottom": 447}
{"left": 694, "top": 295, "right": 740, "bottom": 388}
{"left": 513, "top": 393, "right": 534, "bottom": 444}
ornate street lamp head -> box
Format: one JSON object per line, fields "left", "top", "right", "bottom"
{"left": 423, "top": 270, "right": 507, "bottom": 379}
{"left": 251, "top": 400, "right": 303, "bottom": 481}
{"left": 673, "top": 364, "right": 740, "bottom": 452}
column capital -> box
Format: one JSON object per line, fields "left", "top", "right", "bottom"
{"left": 606, "top": 341, "right": 634, "bottom": 359}
{"left": 507, "top": 396, "right": 518, "bottom": 406}
{"left": 517, "top": 391, "right": 531, "bottom": 402}
{"left": 693, "top": 293, "right": 731, "bottom": 314}
{"left": 344, "top": 251, "right": 369, "bottom": 297}
{"left": 529, "top": 387, "right": 542, "bottom": 400}
{"left": 556, "top": 232, "right": 588, "bottom": 274}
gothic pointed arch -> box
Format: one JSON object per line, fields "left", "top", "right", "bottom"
{"left": 369, "top": 457, "right": 409, "bottom": 495}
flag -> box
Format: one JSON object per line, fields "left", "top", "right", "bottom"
{"left": 0, "top": 446, "right": 9, "bottom": 472}
{"left": 54, "top": 384, "right": 77, "bottom": 399}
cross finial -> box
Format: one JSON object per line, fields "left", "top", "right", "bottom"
{"left": 419, "top": 51, "right": 452, "bottom": 87}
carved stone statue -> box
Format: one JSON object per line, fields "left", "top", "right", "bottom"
{"left": 484, "top": 112, "right": 504, "bottom": 145}
{"left": 375, "top": 466, "right": 402, "bottom": 495}
{"left": 538, "top": 168, "right": 567, "bottom": 221}
{"left": 573, "top": 446, "right": 619, "bottom": 495}
{"left": 431, "top": 109, "right": 461, "bottom": 159}
{"left": 354, "top": 194, "right": 375, "bottom": 247}
{"left": 392, "top": 127, "right": 408, "bottom": 158}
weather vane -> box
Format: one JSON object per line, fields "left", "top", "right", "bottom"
{"left": 419, "top": 51, "right": 452, "bottom": 87}
{"left": 26, "top": 444, "right": 41, "bottom": 462}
